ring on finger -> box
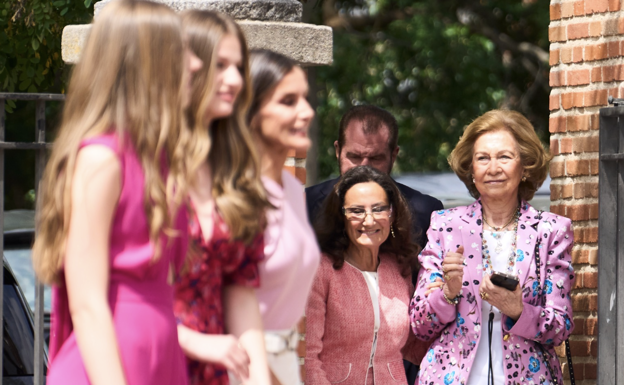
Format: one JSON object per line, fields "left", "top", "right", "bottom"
{"left": 444, "top": 273, "right": 450, "bottom": 280}
{"left": 480, "top": 291, "right": 488, "bottom": 300}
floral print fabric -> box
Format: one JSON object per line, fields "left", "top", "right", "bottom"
{"left": 174, "top": 208, "right": 264, "bottom": 385}
{"left": 410, "top": 200, "right": 575, "bottom": 385}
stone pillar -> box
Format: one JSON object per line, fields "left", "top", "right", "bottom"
{"left": 548, "top": 1, "right": 624, "bottom": 384}
{"left": 61, "top": 0, "right": 333, "bottom": 185}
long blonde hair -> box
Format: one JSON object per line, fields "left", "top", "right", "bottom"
{"left": 33, "top": 0, "right": 193, "bottom": 284}
{"left": 183, "top": 10, "right": 270, "bottom": 244}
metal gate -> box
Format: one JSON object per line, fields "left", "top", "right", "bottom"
{"left": 598, "top": 96, "right": 624, "bottom": 385}
{"left": 0, "top": 92, "right": 64, "bottom": 385}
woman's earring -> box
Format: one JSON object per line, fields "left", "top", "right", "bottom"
{"left": 472, "top": 176, "right": 475, "bottom": 183}
{"left": 391, "top": 225, "right": 396, "bottom": 238}
{"left": 522, "top": 176, "right": 527, "bottom": 182}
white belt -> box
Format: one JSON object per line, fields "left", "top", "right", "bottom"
{"left": 264, "top": 329, "right": 298, "bottom": 354}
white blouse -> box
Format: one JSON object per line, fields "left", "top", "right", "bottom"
{"left": 467, "top": 230, "right": 516, "bottom": 385}
{"left": 361, "top": 271, "right": 380, "bottom": 368}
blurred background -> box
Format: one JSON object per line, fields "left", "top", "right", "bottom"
{"left": 1, "top": 0, "right": 551, "bottom": 208}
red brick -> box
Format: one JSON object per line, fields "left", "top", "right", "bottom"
{"left": 575, "top": 135, "right": 599, "bottom": 152}
{"left": 566, "top": 158, "right": 591, "bottom": 175}
{"left": 550, "top": 25, "right": 567, "bottom": 42}
{"left": 284, "top": 166, "right": 306, "bottom": 184}
{"left": 297, "top": 317, "right": 306, "bottom": 334}
{"left": 573, "top": 182, "right": 599, "bottom": 198}
{"left": 572, "top": 293, "right": 590, "bottom": 311}
{"left": 568, "top": 114, "right": 591, "bottom": 131}
{"left": 550, "top": 160, "right": 565, "bottom": 177}
{"left": 603, "top": 65, "right": 616, "bottom": 81}
{"left": 550, "top": 71, "right": 565, "bottom": 87}
{"left": 574, "top": 226, "right": 599, "bottom": 243}
{"left": 591, "top": 339, "right": 598, "bottom": 357}
{"left": 549, "top": 116, "right": 566, "bottom": 133}
{"left": 590, "top": 21, "right": 603, "bottom": 37}
{"left": 587, "top": 317, "right": 598, "bottom": 336}
{"left": 586, "top": 0, "right": 609, "bottom": 13}
{"left": 561, "top": 47, "right": 573, "bottom": 63}
{"left": 296, "top": 339, "right": 306, "bottom": 357}
{"left": 567, "top": 69, "right": 590, "bottom": 85}
{"left": 568, "top": 22, "right": 590, "bottom": 40}
{"left": 550, "top": 49, "right": 560, "bottom": 65}
{"left": 585, "top": 363, "right": 597, "bottom": 379}
{"left": 573, "top": 46, "right": 584, "bottom": 62}
{"left": 551, "top": 3, "right": 562, "bottom": 20}
{"left": 608, "top": 41, "right": 621, "bottom": 57}
{"left": 286, "top": 149, "right": 307, "bottom": 158}
{"left": 583, "top": 271, "right": 598, "bottom": 288}
{"left": 610, "top": 0, "right": 622, "bottom": 10}
{"left": 559, "top": 137, "right": 573, "bottom": 153}
{"left": 550, "top": 204, "right": 565, "bottom": 216}
{"left": 566, "top": 203, "right": 593, "bottom": 220}
{"left": 589, "top": 248, "right": 598, "bottom": 265}
{"left": 587, "top": 43, "right": 608, "bottom": 60}
{"left": 616, "top": 64, "right": 624, "bottom": 80}
{"left": 561, "top": 92, "right": 575, "bottom": 109}
{"left": 572, "top": 317, "right": 585, "bottom": 335}
{"left": 550, "top": 94, "right": 561, "bottom": 110}
{"left": 591, "top": 67, "right": 602, "bottom": 82}
{"left": 619, "top": 17, "right": 624, "bottom": 34}
{"left": 569, "top": 339, "right": 591, "bottom": 356}
{"left": 550, "top": 138, "right": 560, "bottom": 155}
{"left": 584, "top": 89, "right": 608, "bottom": 107}
{"left": 590, "top": 113, "right": 600, "bottom": 130}
{"left": 572, "top": 248, "right": 589, "bottom": 264}
{"left": 575, "top": 0, "right": 586, "bottom": 15}
{"left": 551, "top": 183, "right": 573, "bottom": 200}
{"left": 574, "top": 91, "right": 585, "bottom": 107}
{"left": 561, "top": 1, "right": 575, "bottom": 17}
{"left": 590, "top": 157, "right": 600, "bottom": 174}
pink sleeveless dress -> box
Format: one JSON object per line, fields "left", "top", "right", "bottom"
{"left": 47, "top": 133, "right": 189, "bottom": 385}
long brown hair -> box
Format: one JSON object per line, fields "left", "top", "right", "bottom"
{"left": 33, "top": 0, "right": 193, "bottom": 284}
{"left": 182, "top": 10, "right": 270, "bottom": 244}
{"left": 314, "top": 165, "right": 420, "bottom": 276}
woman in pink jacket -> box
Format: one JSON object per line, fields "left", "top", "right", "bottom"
{"left": 305, "top": 165, "right": 427, "bottom": 385}
{"left": 410, "top": 110, "right": 575, "bottom": 385}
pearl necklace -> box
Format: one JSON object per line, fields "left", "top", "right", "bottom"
{"left": 481, "top": 206, "right": 520, "bottom": 275}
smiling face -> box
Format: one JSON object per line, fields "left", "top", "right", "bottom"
{"left": 472, "top": 129, "right": 524, "bottom": 203}
{"left": 254, "top": 66, "right": 314, "bottom": 152}
{"left": 205, "top": 33, "right": 243, "bottom": 120}
{"left": 343, "top": 181, "right": 391, "bottom": 252}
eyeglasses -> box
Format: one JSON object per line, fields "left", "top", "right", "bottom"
{"left": 342, "top": 205, "right": 392, "bottom": 221}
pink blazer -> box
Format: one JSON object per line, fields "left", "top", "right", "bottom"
{"left": 410, "top": 200, "right": 575, "bottom": 385}
{"left": 305, "top": 253, "right": 427, "bottom": 385}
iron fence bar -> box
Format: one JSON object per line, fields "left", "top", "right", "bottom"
{"left": 598, "top": 106, "right": 624, "bottom": 385}
{"left": 0, "top": 98, "right": 5, "bottom": 385}
{"left": 600, "top": 153, "right": 624, "bottom": 161}
{"left": 33, "top": 100, "right": 46, "bottom": 385}
{"left": 0, "top": 93, "right": 65, "bottom": 101}
{"left": 0, "top": 142, "right": 51, "bottom": 150}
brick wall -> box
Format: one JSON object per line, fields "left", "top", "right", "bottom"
{"left": 549, "top": 0, "right": 624, "bottom": 383}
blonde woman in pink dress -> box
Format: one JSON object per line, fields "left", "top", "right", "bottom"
{"left": 32, "top": 1, "right": 202, "bottom": 384}
{"left": 246, "top": 49, "right": 321, "bottom": 385}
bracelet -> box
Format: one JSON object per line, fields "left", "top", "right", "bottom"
{"left": 442, "top": 285, "right": 460, "bottom": 305}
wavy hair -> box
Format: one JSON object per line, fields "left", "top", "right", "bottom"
{"left": 448, "top": 109, "right": 551, "bottom": 201}
{"left": 182, "top": 10, "right": 270, "bottom": 244}
{"left": 33, "top": 0, "right": 193, "bottom": 284}
{"left": 313, "top": 165, "right": 420, "bottom": 277}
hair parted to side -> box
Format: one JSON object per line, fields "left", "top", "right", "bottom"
{"left": 448, "top": 109, "right": 551, "bottom": 201}
{"left": 313, "top": 165, "right": 420, "bottom": 277}
{"left": 33, "top": 0, "right": 194, "bottom": 285}
{"left": 182, "top": 10, "right": 270, "bottom": 244}
{"left": 338, "top": 105, "right": 399, "bottom": 153}
{"left": 247, "top": 49, "right": 297, "bottom": 126}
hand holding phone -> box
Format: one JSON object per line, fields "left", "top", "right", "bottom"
{"left": 490, "top": 271, "right": 519, "bottom": 291}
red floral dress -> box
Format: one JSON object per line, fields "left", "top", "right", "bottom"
{"left": 174, "top": 208, "right": 264, "bottom": 385}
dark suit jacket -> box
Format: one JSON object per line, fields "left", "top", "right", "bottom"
{"left": 305, "top": 177, "right": 443, "bottom": 250}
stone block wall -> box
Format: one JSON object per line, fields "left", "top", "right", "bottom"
{"left": 549, "top": 0, "right": 624, "bottom": 383}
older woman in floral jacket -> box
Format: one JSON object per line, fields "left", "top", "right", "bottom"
{"left": 410, "top": 110, "right": 574, "bottom": 385}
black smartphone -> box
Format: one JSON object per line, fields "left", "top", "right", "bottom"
{"left": 490, "top": 271, "right": 519, "bottom": 291}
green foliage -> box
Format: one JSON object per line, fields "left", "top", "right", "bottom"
{"left": 0, "top": 0, "right": 94, "bottom": 110}
{"left": 312, "top": 0, "right": 551, "bottom": 179}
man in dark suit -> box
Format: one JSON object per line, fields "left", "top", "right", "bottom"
{"left": 306, "top": 105, "right": 443, "bottom": 249}
{"left": 305, "top": 105, "right": 443, "bottom": 385}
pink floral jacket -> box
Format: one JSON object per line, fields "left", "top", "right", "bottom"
{"left": 409, "top": 200, "right": 575, "bottom": 385}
